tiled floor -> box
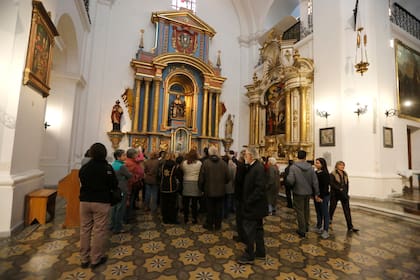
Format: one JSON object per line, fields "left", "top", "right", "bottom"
{"left": 1, "top": 197, "right": 420, "bottom": 280}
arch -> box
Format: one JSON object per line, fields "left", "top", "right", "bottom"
{"left": 53, "top": 13, "right": 79, "bottom": 73}
{"left": 153, "top": 53, "right": 215, "bottom": 76}
{"left": 163, "top": 68, "right": 199, "bottom": 130}
{"left": 264, "top": 0, "right": 299, "bottom": 31}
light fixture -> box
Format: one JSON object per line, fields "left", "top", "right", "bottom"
{"left": 354, "top": 103, "right": 368, "bottom": 116}
{"left": 316, "top": 109, "right": 330, "bottom": 119}
{"left": 44, "top": 122, "right": 51, "bottom": 129}
{"left": 355, "top": 27, "right": 369, "bottom": 75}
{"left": 385, "top": 109, "right": 398, "bottom": 117}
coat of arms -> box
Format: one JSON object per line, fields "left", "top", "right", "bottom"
{"left": 172, "top": 27, "right": 197, "bottom": 54}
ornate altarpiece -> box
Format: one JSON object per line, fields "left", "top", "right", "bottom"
{"left": 246, "top": 33, "right": 314, "bottom": 161}
{"left": 123, "top": 10, "right": 226, "bottom": 154}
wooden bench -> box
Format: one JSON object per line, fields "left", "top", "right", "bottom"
{"left": 25, "top": 188, "right": 57, "bottom": 226}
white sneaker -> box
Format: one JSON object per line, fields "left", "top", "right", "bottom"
{"left": 312, "top": 226, "right": 322, "bottom": 233}
{"left": 321, "top": 230, "right": 329, "bottom": 239}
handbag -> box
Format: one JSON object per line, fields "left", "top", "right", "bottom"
{"left": 110, "top": 187, "right": 123, "bottom": 206}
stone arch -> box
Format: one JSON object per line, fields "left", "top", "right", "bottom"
{"left": 41, "top": 13, "right": 82, "bottom": 186}
{"left": 53, "top": 13, "right": 79, "bottom": 73}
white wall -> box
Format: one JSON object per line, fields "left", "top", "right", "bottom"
{"left": 0, "top": 0, "right": 50, "bottom": 236}
{"left": 312, "top": 0, "right": 420, "bottom": 198}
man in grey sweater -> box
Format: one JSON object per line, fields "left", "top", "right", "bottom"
{"left": 286, "top": 150, "right": 321, "bottom": 238}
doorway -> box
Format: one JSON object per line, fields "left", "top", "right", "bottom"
{"left": 407, "top": 126, "right": 420, "bottom": 190}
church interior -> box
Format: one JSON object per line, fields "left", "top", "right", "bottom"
{"left": 0, "top": 0, "right": 420, "bottom": 278}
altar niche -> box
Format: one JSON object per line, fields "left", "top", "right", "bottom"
{"left": 172, "top": 127, "right": 191, "bottom": 154}
{"left": 165, "top": 72, "right": 196, "bottom": 130}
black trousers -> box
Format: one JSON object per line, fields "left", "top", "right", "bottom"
{"left": 205, "top": 196, "right": 224, "bottom": 229}
{"left": 160, "top": 192, "right": 178, "bottom": 224}
{"left": 235, "top": 199, "right": 246, "bottom": 242}
{"left": 183, "top": 196, "right": 199, "bottom": 221}
{"left": 243, "top": 218, "right": 265, "bottom": 259}
{"left": 329, "top": 193, "right": 353, "bottom": 230}
{"left": 285, "top": 184, "right": 293, "bottom": 208}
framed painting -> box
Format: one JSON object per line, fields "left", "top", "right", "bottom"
{"left": 395, "top": 40, "right": 420, "bottom": 121}
{"left": 319, "top": 127, "right": 335, "bottom": 147}
{"left": 23, "top": 1, "right": 59, "bottom": 97}
{"left": 383, "top": 127, "right": 393, "bottom": 148}
{"left": 171, "top": 127, "right": 191, "bottom": 154}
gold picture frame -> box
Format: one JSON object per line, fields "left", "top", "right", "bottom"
{"left": 171, "top": 127, "right": 191, "bottom": 154}
{"left": 23, "top": 0, "right": 59, "bottom": 97}
{"left": 395, "top": 40, "right": 420, "bottom": 121}
{"left": 383, "top": 127, "right": 393, "bottom": 148}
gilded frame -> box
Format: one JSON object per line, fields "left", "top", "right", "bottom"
{"left": 395, "top": 40, "right": 420, "bottom": 121}
{"left": 23, "top": 1, "right": 59, "bottom": 97}
{"left": 171, "top": 127, "right": 191, "bottom": 154}
{"left": 319, "top": 127, "right": 335, "bottom": 147}
{"left": 383, "top": 127, "right": 393, "bottom": 148}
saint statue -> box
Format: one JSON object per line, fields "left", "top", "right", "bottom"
{"left": 111, "top": 100, "right": 123, "bottom": 131}
{"left": 225, "top": 114, "right": 234, "bottom": 139}
{"left": 170, "top": 94, "right": 186, "bottom": 119}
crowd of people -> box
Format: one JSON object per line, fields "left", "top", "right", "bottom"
{"left": 78, "top": 142, "right": 358, "bottom": 269}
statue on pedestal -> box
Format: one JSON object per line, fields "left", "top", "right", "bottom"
{"left": 225, "top": 114, "right": 234, "bottom": 139}
{"left": 170, "top": 94, "right": 185, "bottom": 119}
{"left": 111, "top": 100, "right": 123, "bottom": 131}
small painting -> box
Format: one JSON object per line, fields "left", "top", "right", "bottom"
{"left": 383, "top": 127, "right": 393, "bottom": 148}
{"left": 320, "top": 127, "right": 335, "bottom": 147}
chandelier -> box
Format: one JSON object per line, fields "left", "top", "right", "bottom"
{"left": 355, "top": 27, "right": 369, "bottom": 75}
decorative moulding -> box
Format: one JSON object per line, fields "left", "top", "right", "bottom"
{"left": 74, "top": 0, "right": 91, "bottom": 32}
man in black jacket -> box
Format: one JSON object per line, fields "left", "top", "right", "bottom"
{"left": 237, "top": 146, "right": 268, "bottom": 264}
{"left": 232, "top": 149, "right": 247, "bottom": 243}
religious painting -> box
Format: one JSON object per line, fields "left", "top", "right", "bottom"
{"left": 172, "top": 127, "right": 191, "bottom": 154}
{"left": 383, "top": 127, "right": 393, "bottom": 148}
{"left": 23, "top": 1, "right": 58, "bottom": 97}
{"left": 265, "top": 83, "right": 286, "bottom": 136}
{"left": 395, "top": 40, "right": 420, "bottom": 121}
{"left": 319, "top": 127, "right": 335, "bottom": 147}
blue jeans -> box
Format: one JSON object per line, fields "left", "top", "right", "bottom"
{"left": 145, "top": 184, "right": 159, "bottom": 212}
{"left": 111, "top": 192, "right": 127, "bottom": 232}
{"left": 315, "top": 195, "right": 330, "bottom": 231}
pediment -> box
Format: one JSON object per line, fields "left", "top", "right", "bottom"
{"left": 151, "top": 10, "right": 216, "bottom": 37}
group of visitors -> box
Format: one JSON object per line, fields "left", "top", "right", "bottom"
{"left": 285, "top": 150, "right": 359, "bottom": 240}
{"left": 78, "top": 142, "right": 358, "bottom": 269}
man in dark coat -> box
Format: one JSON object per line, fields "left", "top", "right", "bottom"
{"left": 237, "top": 146, "right": 268, "bottom": 264}
{"left": 233, "top": 149, "right": 247, "bottom": 243}
{"left": 198, "top": 146, "right": 230, "bottom": 231}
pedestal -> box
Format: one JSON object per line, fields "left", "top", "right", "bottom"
{"left": 222, "top": 138, "right": 233, "bottom": 154}
{"left": 107, "top": 131, "right": 124, "bottom": 150}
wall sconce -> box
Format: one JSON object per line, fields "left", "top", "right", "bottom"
{"left": 385, "top": 109, "right": 398, "bottom": 117}
{"left": 316, "top": 109, "right": 330, "bottom": 119}
{"left": 355, "top": 27, "right": 369, "bottom": 76}
{"left": 44, "top": 122, "right": 51, "bottom": 130}
{"left": 354, "top": 103, "right": 368, "bottom": 117}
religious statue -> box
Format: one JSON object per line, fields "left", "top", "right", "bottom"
{"left": 225, "top": 114, "right": 234, "bottom": 139}
{"left": 111, "top": 100, "right": 123, "bottom": 131}
{"left": 170, "top": 94, "right": 186, "bottom": 119}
